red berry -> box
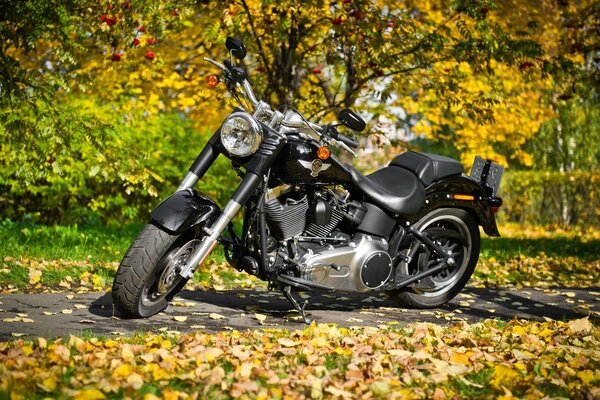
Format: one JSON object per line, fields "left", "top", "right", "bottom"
{"left": 386, "top": 22, "right": 394, "bottom": 28}
{"left": 124, "top": 1, "right": 131, "bottom": 9}
{"left": 111, "top": 53, "right": 123, "bottom": 61}
{"left": 146, "top": 38, "right": 157, "bottom": 45}
{"left": 132, "top": 38, "right": 140, "bottom": 46}
{"left": 144, "top": 51, "right": 156, "bottom": 59}
{"left": 105, "top": 17, "right": 116, "bottom": 26}
{"left": 256, "top": 66, "right": 265, "bottom": 73}
{"left": 107, "top": 4, "right": 114, "bottom": 10}
{"left": 137, "top": 26, "right": 145, "bottom": 32}
{"left": 171, "top": 9, "right": 178, "bottom": 16}
{"left": 342, "top": 0, "right": 351, "bottom": 3}
{"left": 312, "top": 67, "right": 322, "bottom": 74}
{"left": 519, "top": 61, "right": 533, "bottom": 70}
{"left": 332, "top": 17, "right": 343, "bottom": 25}
{"left": 100, "top": 14, "right": 107, "bottom": 22}
{"left": 48, "top": 157, "right": 55, "bottom": 165}
{"left": 350, "top": 10, "right": 363, "bottom": 19}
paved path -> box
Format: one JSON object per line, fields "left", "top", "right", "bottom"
{"left": 1, "top": 287, "right": 598, "bottom": 341}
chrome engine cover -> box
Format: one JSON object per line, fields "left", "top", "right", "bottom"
{"left": 298, "top": 234, "right": 392, "bottom": 292}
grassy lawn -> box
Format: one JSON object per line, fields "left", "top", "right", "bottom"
{"left": 0, "top": 220, "right": 598, "bottom": 293}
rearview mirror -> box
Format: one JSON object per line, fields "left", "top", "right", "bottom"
{"left": 226, "top": 37, "right": 247, "bottom": 60}
{"left": 338, "top": 109, "right": 366, "bottom": 132}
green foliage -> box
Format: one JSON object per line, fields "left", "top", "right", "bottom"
{"left": 499, "top": 170, "right": 600, "bottom": 227}
{"left": 0, "top": 98, "right": 237, "bottom": 224}
{"left": 525, "top": 99, "right": 600, "bottom": 171}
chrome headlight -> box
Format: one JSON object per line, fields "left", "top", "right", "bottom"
{"left": 220, "top": 112, "right": 262, "bottom": 157}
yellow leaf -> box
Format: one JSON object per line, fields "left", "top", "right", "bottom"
{"left": 450, "top": 352, "right": 471, "bottom": 365}
{"left": 104, "top": 340, "right": 118, "bottom": 348}
{"left": 490, "top": 365, "right": 520, "bottom": 389}
{"left": 209, "top": 313, "right": 225, "bottom": 320}
{"left": 512, "top": 326, "right": 527, "bottom": 336}
{"left": 39, "top": 377, "right": 57, "bottom": 392}
{"left": 173, "top": 316, "right": 188, "bottom": 322}
{"left": 72, "top": 389, "right": 106, "bottom": 400}
{"left": 61, "top": 309, "right": 73, "bottom": 314}
{"left": 577, "top": 370, "right": 595, "bottom": 384}
{"left": 112, "top": 364, "right": 132, "bottom": 378}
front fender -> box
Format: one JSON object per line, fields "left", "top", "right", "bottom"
{"left": 150, "top": 189, "right": 220, "bottom": 234}
{"left": 410, "top": 175, "right": 501, "bottom": 237}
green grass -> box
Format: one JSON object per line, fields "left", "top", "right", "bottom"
{"left": 481, "top": 236, "right": 600, "bottom": 262}
{"left": 0, "top": 219, "right": 142, "bottom": 262}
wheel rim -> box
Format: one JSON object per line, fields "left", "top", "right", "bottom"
{"left": 402, "top": 214, "right": 472, "bottom": 297}
{"left": 141, "top": 239, "right": 200, "bottom": 307}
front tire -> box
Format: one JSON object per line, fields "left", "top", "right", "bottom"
{"left": 112, "top": 224, "right": 199, "bottom": 318}
{"left": 390, "top": 208, "right": 480, "bottom": 308}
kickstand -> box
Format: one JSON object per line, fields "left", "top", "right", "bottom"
{"left": 283, "top": 286, "right": 312, "bottom": 324}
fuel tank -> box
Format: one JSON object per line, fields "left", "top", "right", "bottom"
{"left": 272, "top": 134, "right": 352, "bottom": 185}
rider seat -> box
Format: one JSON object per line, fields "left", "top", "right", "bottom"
{"left": 347, "top": 152, "right": 464, "bottom": 215}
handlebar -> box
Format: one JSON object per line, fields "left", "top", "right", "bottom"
{"left": 332, "top": 131, "right": 359, "bottom": 149}
{"left": 204, "top": 56, "right": 358, "bottom": 157}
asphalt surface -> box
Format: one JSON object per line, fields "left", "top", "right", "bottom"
{"left": 0, "top": 287, "right": 598, "bottom": 341}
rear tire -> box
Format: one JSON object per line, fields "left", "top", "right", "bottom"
{"left": 112, "top": 224, "right": 198, "bottom": 318}
{"left": 389, "top": 208, "right": 480, "bottom": 308}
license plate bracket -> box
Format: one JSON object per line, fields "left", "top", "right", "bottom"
{"left": 470, "top": 156, "right": 504, "bottom": 196}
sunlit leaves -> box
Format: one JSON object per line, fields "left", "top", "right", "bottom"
{"left": 0, "top": 318, "right": 598, "bottom": 399}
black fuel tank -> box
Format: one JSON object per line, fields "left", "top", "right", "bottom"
{"left": 272, "top": 135, "right": 352, "bottom": 185}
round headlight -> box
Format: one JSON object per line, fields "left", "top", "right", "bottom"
{"left": 220, "top": 112, "right": 262, "bottom": 157}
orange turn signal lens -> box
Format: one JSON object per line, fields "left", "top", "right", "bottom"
{"left": 317, "top": 145, "right": 331, "bottom": 160}
{"left": 206, "top": 74, "right": 220, "bottom": 87}
{"left": 453, "top": 194, "right": 475, "bottom": 201}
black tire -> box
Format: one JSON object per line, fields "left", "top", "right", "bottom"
{"left": 390, "top": 208, "right": 480, "bottom": 308}
{"left": 112, "top": 224, "right": 199, "bottom": 318}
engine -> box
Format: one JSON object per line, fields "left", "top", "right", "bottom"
{"left": 263, "top": 186, "right": 392, "bottom": 291}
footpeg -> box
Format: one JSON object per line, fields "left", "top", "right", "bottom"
{"left": 283, "top": 286, "right": 312, "bottom": 324}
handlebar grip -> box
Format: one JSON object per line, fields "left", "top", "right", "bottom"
{"left": 337, "top": 133, "right": 359, "bottom": 149}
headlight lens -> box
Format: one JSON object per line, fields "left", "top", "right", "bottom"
{"left": 220, "top": 112, "right": 262, "bottom": 157}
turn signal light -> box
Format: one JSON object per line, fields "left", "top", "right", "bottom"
{"left": 317, "top": 145, "right": 331, "bottom": 160}
{"left": 453, "top": 194, "right": 475, "bottom": 201}
{"left": 206, "top": 74, "right": 220, "bottom": 87}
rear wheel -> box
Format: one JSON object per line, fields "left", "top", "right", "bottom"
{"left": 112, "top": 224, "right": 201, "bottom": 318}
{"left": 390, "top": 208, "right": 480, "bottom": 308}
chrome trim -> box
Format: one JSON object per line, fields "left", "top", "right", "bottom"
{"left": 177, "top": 171, "right": 200, "bottom": 191}
{"left": 179, "top": 200, "right": 242, "bottom": 278}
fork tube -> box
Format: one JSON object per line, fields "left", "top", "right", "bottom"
{"left": 179, "top": 172, "right": 262, "bottom": 278}
{"left": 178, "top": 130, "right": 221, "bottom": 191}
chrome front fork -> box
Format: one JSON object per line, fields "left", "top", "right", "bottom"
{"left": 179, "top": 199, "right": 242, "bottom": 278}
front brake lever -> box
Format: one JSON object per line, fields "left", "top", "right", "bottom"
{"left": 332, "top": 138, "right": 358, "bottom": 158}
{"left": 203, "top": 57, "right": 228, "bottom": 72}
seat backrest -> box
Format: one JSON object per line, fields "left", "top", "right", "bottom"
{"left": 390, "top": 151, "right": 464, "bottom": 186}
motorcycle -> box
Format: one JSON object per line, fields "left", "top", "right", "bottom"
{"left": 112, "top": 37, "right": 504, "bottom": 323}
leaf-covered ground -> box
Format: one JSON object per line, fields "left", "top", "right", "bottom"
{"left": 1, "top": 318, "right": 598, "bottom": 399}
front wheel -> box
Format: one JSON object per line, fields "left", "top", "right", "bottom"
{"left": 112, "top": 224, "right": 201, "bottom": 318}
{"left": 389, "top": 208, "right": 480, "bottom": 308}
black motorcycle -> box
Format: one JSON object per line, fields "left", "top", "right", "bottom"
{"left": 112, "top": 38, "right": 504, "bottom": 323}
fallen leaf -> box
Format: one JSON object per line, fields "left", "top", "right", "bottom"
{"left": 277, "top": 338, "right": 299, "bottom": 347}
{"left": 173, "top": 316, "right": 188, "bottom": 322}
{"left": 568, "top": 317, "right": 593, "bottom": 334}
{"left": 61, "top": 309, "right": 73, "bottom": 314}
{"left": 209, "top": 313, "right": 225, "bottom": 320}
{"left": 254, "top": 313, "right": 267, "bottom": 324}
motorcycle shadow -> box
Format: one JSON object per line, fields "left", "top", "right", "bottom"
{"left": 89, "top": 287, "right": 597, "bottom": 327}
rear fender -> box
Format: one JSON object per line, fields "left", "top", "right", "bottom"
{"left": 410, "top": 175, "right": 501, "bottom": 237}
{"left": 150, "top": 189, "right": 221, "bottom": 235}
